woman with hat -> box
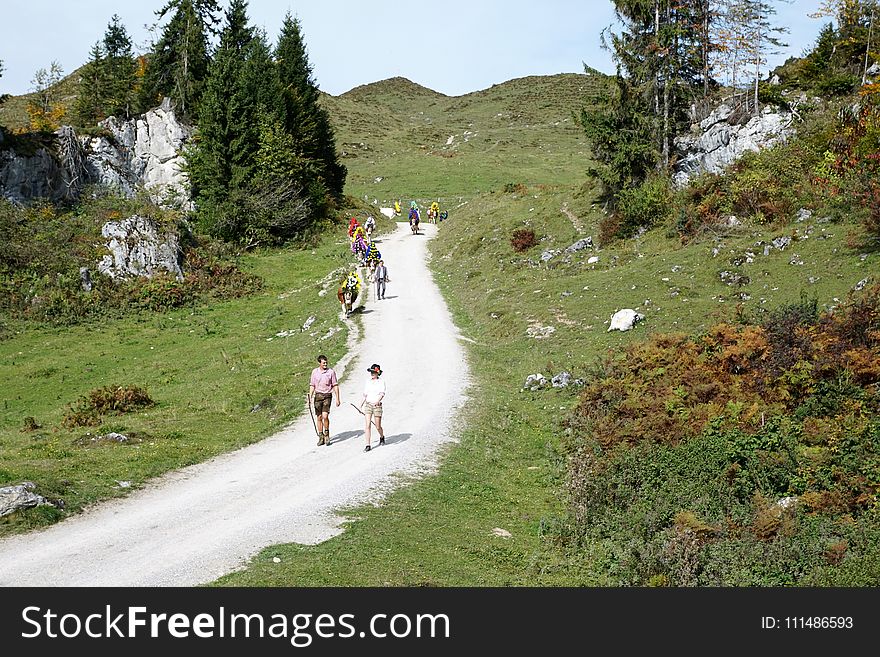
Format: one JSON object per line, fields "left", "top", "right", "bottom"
{"left": 360, "top": 363, "right": 386, "bottom": 452}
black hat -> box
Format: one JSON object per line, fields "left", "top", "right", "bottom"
{"left": 367, "top": 364, "right": 382, "bottom": 375}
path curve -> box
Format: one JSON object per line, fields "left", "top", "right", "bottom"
{"left": 0, "top": 222, "right": 469, "bottom": 586}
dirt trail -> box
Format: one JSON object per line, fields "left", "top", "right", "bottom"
{"left": 0, "top": 222, "right": 468, "bottom": 586}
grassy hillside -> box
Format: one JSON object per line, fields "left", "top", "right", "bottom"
{"left": 321, "top": 73, "right": 598, "bottom": 205}
{"left": 3, "top": 68, "right": 877, "bottom": 585}
{"left": 216, "top": 76, "right": 879, "bottom": 586}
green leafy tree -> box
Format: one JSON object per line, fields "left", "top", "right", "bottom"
{"left": 138, "top": 0, "right": 220, "bottom": 117}
{"left": 74, "top": 42, "right": 109, "bottom": 126}
{"left": 275, "top": 12, "right": 346, "bottom": 200}
{"left": 27, "top": 61, "right": 66, "bottom": 131}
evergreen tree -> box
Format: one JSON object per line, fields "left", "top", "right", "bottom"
{"left": 74, "top": 42, "right": 108, "bottom": 126}
{"left": 138, "top": 0, "right": 220, "bottom": 117}
{"left": 189, "top": 0, "right": 256, "bottom": 212}
{"left": 102, "top": 14, "right": 138, "bottom": 118}
{"left": 275, "top": 13, "right": 346, "bottom": 200}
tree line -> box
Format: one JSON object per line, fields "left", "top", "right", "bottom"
{"left": 580, "top": 0, "right": 878, "bottom": 238}
{"left": 48, "top": 0, "right": 345, "bottom": 246}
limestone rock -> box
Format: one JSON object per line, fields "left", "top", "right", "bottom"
{"left": 0, "top": 482, "right": 48, "bottom": 517}
{"left": 608, "top": 309, "right": 644, "bottom": 332}
{"left": 673, "top": 103, "right": 795, "bottom": 186}
{"left": 97, "top": 214, "right": 184, "bottom": 281}
{"left": 86, "top": 98, "right": 192, "bottom": 208}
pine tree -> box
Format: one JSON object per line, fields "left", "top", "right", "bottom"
{"left": 138, "top": 0, "right": 220, "bottom": 117}
{"left": 74, "top": 42, "right": 108, "bottom": 126}
{"left": 189, "top": 0, "right": 256, "bottom": 212}
{"left": 102, "top": 14, "right": 138, "bottom": 118}
{"left": 275, "top": 12, "right": 346, "bottom": 200}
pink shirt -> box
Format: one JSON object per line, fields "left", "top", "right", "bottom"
{"left": 310, "top": 367, "right": 338, "bottom": 393}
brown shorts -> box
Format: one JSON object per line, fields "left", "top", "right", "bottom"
{"left": 313, "top": 392, "right": 333, "bottom": 415}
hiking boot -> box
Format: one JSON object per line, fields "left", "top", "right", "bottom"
{"left": 317, "top": 435, "right": 325, "bottom": 446}
{"left": 379, "top": 436, "right": 385, "bottom": 446}
{"left": 324, "top": 434, "right": 331, "bottom": 446}
{"left": 364, "top": 445, "right": 371, "bottom": 452}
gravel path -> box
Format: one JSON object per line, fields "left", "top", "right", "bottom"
{"left": 0, "top": 222, "right": 469, "bottom": 586}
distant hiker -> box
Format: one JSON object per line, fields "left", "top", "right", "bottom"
{"left": 364, "top": 215, "right": 376, "bottom": 238}
{"left": 375, "top": 260, "right": 389, "bottom": 300}
{"left": 439, "top": 210, "right": 448, "bottom": 222}
{"left": 308, "top": 355, "right": 340, "bottom": 446}
{"left": 360, "top": 363, "right": 386, "bottom": 451}
{"left": 409, "top": 206, "right": 420, "bottom": 234}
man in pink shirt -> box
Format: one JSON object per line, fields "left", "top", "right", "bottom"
{"left": 308, "top": 354, "right": 340, "bottom": 445}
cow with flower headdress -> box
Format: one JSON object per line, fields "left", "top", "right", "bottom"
{"left": 350, "top": 225, "right": 368, "bottom": 263}
{"left": 337, "top": 270, "right": 362, "bottom": 317}
{"left": 366, "top": 242, "right": 382, "bottom": 267}
{"left": 348, "top": 217, "right": 360, "bottom": 238}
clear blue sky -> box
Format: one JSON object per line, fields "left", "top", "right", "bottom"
{"left": 1, "top": 0, "right": 826, "bottom": 98}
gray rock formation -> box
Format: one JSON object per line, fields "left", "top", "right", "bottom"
{"left": 0, "top": 98, "right": 191, "bottom": 209}
{"left": 86, "top": 98, "right": 192, "bottom": 208}
{"left": 0, "top": 130, "right": 84, "bottom": 204}
{"left": 0, "top": 482, "right": 49, "bottom": 517}
{"left": 673, "top": 103, "right": 795, "bottom": 187}
{"left": 98, "top": 214, "right": 184, "bottom": 281}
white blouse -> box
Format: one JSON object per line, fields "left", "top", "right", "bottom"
{"left": 363, "top": 377, "right": 386, "bottom": 404}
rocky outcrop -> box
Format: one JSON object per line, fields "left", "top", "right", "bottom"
{"left": 673, "top": 103, "right": 795, "bottom": 187}
{"left": 86, "top": 98, "right": 192, "bottom": 208}
{"left": 0, "top": 127, "right": 88, "bottom": 204}
{"left": 98, "top": 214, "right": 184, "bottom": 281}
{"left": 0, "top": 98, "right": 191, "bottom": 208}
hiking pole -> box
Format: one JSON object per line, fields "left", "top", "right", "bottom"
{"left": 350, "top": 402, "right": 382, "bottom": 430}
{"left": 307, "top": 392, "right": 319, "bottom": 436}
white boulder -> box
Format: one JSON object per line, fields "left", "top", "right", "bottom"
{"left": 608, "top": 309, "right": 645, "bottom": 332}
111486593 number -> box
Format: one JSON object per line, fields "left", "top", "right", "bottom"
{"left": 784, "top": 617, "right": 853, "bottom": 629}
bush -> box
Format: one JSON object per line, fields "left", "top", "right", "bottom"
{"left": 62, "top": 384, "right": 154, "bottom": 428}
{"left": 816, "top": 74, "right": 860, "bottom": 97}
{"left": 613, "top": 176, "right": 672, "bottom": 238}
{"left": 510, "top": 228, "right": 537, "bottom": 252}
{"left": 561, "top": 289, "right": 880, "bottom": 585}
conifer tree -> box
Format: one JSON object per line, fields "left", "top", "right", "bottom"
{"left": 102, "top": 15, "right": 138, "bottom": 118}
{"left": 138, "top": 0, "right": 220, "bottom": 117}
{"left": 274, "top": 13, "right": 346, "bottom": 200}
{"left": 74, "top": 42, "right": 108, "bottom": 126}
{"left": 188, "top": 0, "right": 256, "bottom": 215}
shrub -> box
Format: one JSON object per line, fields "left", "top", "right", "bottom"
{"left": 561, "top": 289, "right": 880, "bottom": 585}
{"left": 613, "top": 176, "right": 672, "bottom": 238}
{"left": 510, "top": 228, "right": 537, "bottom": 252}
{"left": 62, "top": 385, "right": 155, "bottom": 428}
{"left": 503, "top": 183, "right": 528, "bottom": 194}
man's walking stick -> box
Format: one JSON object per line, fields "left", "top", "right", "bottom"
{"left": 307, "top": 392, "right": 319, "bottom": 436}
{"left": 350, "top": 402, "right": 382, "bottom": 430}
